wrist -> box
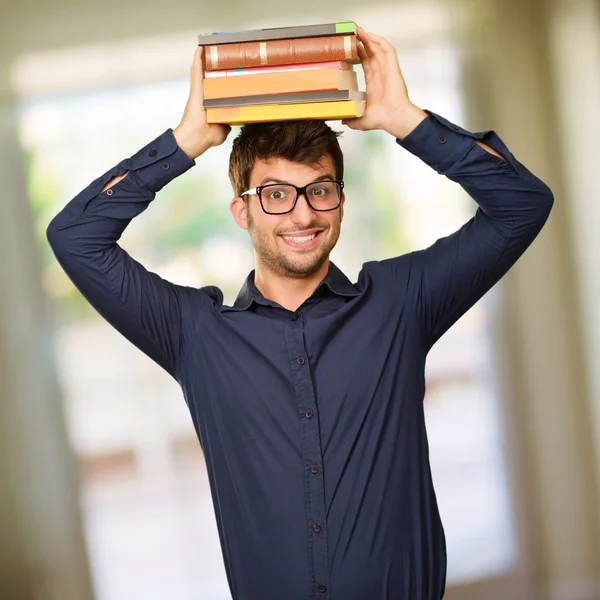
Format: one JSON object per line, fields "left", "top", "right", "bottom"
{"left": 383, "top": 104, "right": 428, "bottom": 140}
{"left": 173, "top": 125, "right": 213, "bottom": 160}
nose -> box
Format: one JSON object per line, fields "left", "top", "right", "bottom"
{"left": 289, "top": 192, "right": 316, "bottom": 225}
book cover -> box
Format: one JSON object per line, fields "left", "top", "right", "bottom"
{"left": 198, "top": 21, "right": 357, "bottom": 46}
{"left": 204, "top": 35, "right": 359, "bottom": 71}
{"left": 203, "top": 68, "right": 358, "bottom": 99}
{"left": 204, "top": 60, "right": 352, "bottom": 78}
{"left": 206, "top": 100, "right": 366, "bottom": 125}
{"left": 204, "top": 89, "right": 366, "bottom": 108}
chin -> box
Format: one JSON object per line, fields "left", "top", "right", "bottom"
{"left": 282, "top": 254, "right": 329, "bottom": 277}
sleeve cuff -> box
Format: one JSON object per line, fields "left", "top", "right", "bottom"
{"left": 396, "top": 110, "right": 489, "bottom": 175}
{"left": 127, "top": 129, "right": 196, "bottom": 193}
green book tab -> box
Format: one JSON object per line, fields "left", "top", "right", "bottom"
{"left": 335, "top": 22, "right": 356, "bottom": 34}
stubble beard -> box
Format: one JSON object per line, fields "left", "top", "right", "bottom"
{"left": 247, "top": 211, "right": 340, "bottom": 279}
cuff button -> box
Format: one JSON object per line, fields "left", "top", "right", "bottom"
{"left": 438, "top": 135, "right": 447, "bottom": 144}
{"left": 162, "top": 162, "right": 170, "bottom": 170}
{"left": 149, "top": 149, "right": 157, "bottom": 157}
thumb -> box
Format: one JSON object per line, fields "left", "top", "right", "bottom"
{"left": 189, "top": 46, "right": 205, "bottom": 104}
{"left": 341, "top": 118, "right": 362, "bottom": 130}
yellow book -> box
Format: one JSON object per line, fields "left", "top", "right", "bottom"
{"left": 206, "top": 100, "right": 366, "bottom": 124}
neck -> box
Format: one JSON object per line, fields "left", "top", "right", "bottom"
{"left": 254, "top": 259, "right": 330, "bottom": 312}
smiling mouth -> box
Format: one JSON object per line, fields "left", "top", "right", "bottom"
{"left": 279, "top": 230, "right": 323, "bottom": 248}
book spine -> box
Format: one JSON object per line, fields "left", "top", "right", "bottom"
{"left": 205, "top": 35, "right": 359, "bottom": 71}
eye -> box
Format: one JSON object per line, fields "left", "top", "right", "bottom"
{"left": 310, "top": 187, "right": 327, "bottom": 196}
{"left": 267, "top": 188, "right": 288, "bottom": 200}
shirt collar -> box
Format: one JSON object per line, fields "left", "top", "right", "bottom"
{"left": 228, "top": 262, "right": 359, "bottom": 311}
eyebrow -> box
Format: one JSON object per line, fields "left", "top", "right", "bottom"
{"left": 258, "top": 174, "right": 336, "bottom": 187}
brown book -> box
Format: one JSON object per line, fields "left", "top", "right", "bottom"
{"left": 205, "top": 35, "right": 359, "bottom": 71}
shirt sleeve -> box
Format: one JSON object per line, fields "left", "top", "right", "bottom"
{"left": 379, "top": 111, "right": 554, "bottom": 348}
{"left": 46, "top": 129, "right": 196, "bottom": 379}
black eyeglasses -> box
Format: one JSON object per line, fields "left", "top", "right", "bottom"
{"left": 241, "top": 180, "right": 344, "bottom": 215}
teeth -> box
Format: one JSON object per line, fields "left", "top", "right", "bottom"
{"left": 283, "top": 233, "right": 317, "bottom": 243}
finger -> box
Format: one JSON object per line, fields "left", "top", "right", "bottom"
{"left": 356, "top": 26, "right": 369, "bottom": 45}
{"left": 341, "top": 117, "right": 364, "bottom": 131}
{"left": 367, "top": 32, "right": 396, "bottom": 55}
{"left": 357, "top": 27, "right": 376, "bottom": 60}
{"left": 357, "top": 44, "right": 372, "bottom": 78}
{"left": 367, "top": 32, "right": 399, "bottom": 74}
{"left": 189, "top": 46, "right": 205, "bottom": 102}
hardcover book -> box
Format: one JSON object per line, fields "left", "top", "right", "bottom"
{"left": 204, "top": 35, "right": 359, "bottom": 71}
{"left": 204, "top": 60, "right": 352, "bottom": 78}
{"left": 198, "top": 21, "right": 357, "bottom": 46}
{"left": 203, "top": 89, "right": 366, "bottom": 108}
{"left": 206, "top": 100, "right": 366, "bottom": 125}
{"left": 203, "top": 67, "right": 358, "bottom": 99}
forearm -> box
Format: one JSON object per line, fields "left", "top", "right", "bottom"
{"left": 99, "top": 126, "right": 204, "bottom": 194}
{"left": 387, "top": 103, "right": 505, "bottom": 161}
{"left": 397, "top": 111, "right": 553, "bottom": 237}
{"left": 47, "top": 128, "right": 194, "bottom": 306}
{"left": 51, "top": 129, "right": 194, "bottom": 242}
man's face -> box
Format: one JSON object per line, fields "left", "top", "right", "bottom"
{"left": 231, "top": 154, "right": 345, "bottom": 279}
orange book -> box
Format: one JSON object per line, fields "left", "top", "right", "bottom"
{"left": 203, "top": 67, "right": 358, "bottom": 99}
{"left": 204, "top": 35, "right": 359, "bottom": 71}
{"left": 206, "top": 100, "right": 366, "bottom": 125}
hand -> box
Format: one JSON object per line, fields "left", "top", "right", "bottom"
{"left": 173, "top": 46, "right": 232, "bottom": 159}
{"left": 343, "top": 28, "right": 427, "bottom": 140}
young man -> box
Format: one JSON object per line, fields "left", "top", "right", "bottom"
{"left": 47, "top": 28, "right": 553, "bottom": 600}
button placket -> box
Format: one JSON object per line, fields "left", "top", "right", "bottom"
{"left": 284, "top": 314, "right": 330, "bottom": 598}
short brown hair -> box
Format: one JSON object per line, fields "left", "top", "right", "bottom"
{"left": 228, "top": 120, "right": 344, "bottom": 197}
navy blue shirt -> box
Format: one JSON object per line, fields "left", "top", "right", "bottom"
{"left": 47, "top": 112, "right": 553, "bottom": 600}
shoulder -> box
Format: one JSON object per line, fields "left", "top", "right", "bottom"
{"left": 359, "top": 251, "right": 423, "bottom": 292}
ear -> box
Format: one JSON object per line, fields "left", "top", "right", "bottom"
{"left": 339, "top": 192, "right": 345, "bottom": 223}
{"left": 230, "top": 196, "right": 249, "bottom": 230}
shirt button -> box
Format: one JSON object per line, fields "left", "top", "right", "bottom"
{"left": 305, "top": 409, "right": 314, "bottom": 418}
{"left": 318, "top": 584, "right": 327, "bottom": 593}
{"left": 310, "top": 465, "right": 319, "bottom": 474}
{"left": 162, "top": 162, "right": 170, "bottom": 170}
{"left": 290, "top": 314, "right": 299, "bottom": 321}
{"left": 149, "top": 149, "right": 157, "bottom": 157}
{"left": 106, "top": 189, "right": 114, "bottom": 196}
{"left": 313, "top": 523, "right": 322, "bottom": 533}
{"left": 296, "top": 356, "right": 305, "bottom": 365}
{"left": 438, "top": 135, "right": 447, "bottom": 144}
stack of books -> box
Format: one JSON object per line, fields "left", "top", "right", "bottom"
{"left": 198, "top": 21, "right": 366, "bottom": 125}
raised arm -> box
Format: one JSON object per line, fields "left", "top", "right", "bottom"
{"left": 346, "top": 28, "right": 553, "bottom": 346}
{"left": 46, "top": 47, "right": 231, "bottom": 378}
{"left": 389, "top": 113, "right": 552, "bottom": 345}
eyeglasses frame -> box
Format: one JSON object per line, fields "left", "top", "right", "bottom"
{"left": 240, "top": 180, "right": 345, "bottom": 215}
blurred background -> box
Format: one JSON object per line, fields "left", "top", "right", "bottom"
{"left": 1, "top": 0, "right": 599, "bottom": 599}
